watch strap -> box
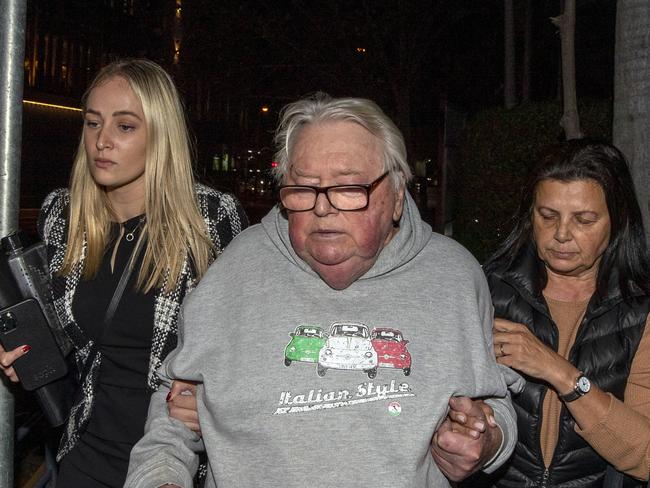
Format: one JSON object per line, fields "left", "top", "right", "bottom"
{"left": 558, "top": 388, "right": 581, "bottom": 403}
{"left": 559, "top": 373, "right": 588, "bottom": 403}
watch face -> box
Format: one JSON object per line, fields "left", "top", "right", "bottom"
{"left": 577, "top": 376, "right": 591, "bottom": 394}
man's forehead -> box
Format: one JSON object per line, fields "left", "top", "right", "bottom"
{"left": 289, "top": 165, "right": 367, "bottom": 177}
{"left": 292, "top": 121, "right": 381, "bottom": 154}
{"left": 286, "top": 120, "right": 384, "bottom": 180}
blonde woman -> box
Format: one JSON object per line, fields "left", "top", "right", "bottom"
{"left": 0, "top": 59, "right": 247, "bottom": 486}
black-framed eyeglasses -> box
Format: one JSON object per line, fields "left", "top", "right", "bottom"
{"left": 279, "top": 172, "right": 390, "bottom": 211}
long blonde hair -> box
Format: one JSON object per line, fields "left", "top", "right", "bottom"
{"left": 62, "top": 59, "right": 214, "bottom": 292}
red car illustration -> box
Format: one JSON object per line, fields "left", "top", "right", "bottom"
{"left": 371, "top": 327, "right": 411, "bottom": 376}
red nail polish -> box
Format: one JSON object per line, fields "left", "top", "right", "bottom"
{"left": 22, "top": 345, "right": 31, "bottom": 353}
{"left": 166, "top": 392, "right": 172, "bottom": 402}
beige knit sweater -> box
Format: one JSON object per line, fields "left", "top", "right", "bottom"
{"left": 541, "top": 296, "right": 650, "bottom": 480}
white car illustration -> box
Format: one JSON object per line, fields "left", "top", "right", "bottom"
{"left": 317, "top": 322, "right": 378, "bottom": 378}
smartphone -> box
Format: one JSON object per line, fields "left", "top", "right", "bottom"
{"left": 0, "top": 298, "right": 68, "bottom": 391}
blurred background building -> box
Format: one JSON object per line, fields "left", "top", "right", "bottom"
{"left": 21, "top": 0, "right": 170, "bottom": 207}
{"left": 19, "top": 0, "right": 618, "bottom": 236}
{"left": 20, "top": 0, "right": 452, "bottom": 230}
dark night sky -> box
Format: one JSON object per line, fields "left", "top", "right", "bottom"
{"left": 170, "top": 1, "right": 616, "bottom": 158}
{"left": 24, "top": 0, "right": 619, "bottom": 142}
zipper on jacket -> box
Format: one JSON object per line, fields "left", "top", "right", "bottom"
{"left": 540, "top": 468, "right": 549, "bottom": 488}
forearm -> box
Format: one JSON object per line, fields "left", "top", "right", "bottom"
{"left": 574, "top": 392, "right": 650, "bottom": 480}
{"left": 545, "top": 360, "right": 650, "bottom": 479}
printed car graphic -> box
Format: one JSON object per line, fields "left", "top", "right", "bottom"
{"left": 284, "top": 325, "right": 327, "bottom": 366}
{"left": 317, "top": 322, "right": 378, "bottom": 378}
{"left": 371, "top": 327, "right": 412, "bottom": 376}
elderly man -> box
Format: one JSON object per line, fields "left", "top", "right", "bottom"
{"left": 125, "top": 94, "right": 516, "bottom": 488}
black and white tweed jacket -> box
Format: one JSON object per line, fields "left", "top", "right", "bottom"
{"left": 37, "top": 183, "right": 248, "bottom": 460}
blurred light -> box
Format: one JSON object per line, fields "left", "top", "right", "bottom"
{"left": 261, "top": 106, "right": 269, "bottom": 113}
{"left": 356, "top": 47, "right": 366, "bottom": 53}
{"left": 173, "top": 38, "right": 181, "bottom": 64}
{"left": 23, "top": 100, "right": 81, "bottom": 112}
{"left": 271, "top": 162, "right": 278, "bottom": 168}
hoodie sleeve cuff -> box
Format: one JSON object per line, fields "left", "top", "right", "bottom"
{"left": 482, "top": 397, "right": 517, "bottom": 473}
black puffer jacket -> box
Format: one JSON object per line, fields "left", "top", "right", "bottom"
{"left": 471, "top": 243, "right": 649, "bottom": 488}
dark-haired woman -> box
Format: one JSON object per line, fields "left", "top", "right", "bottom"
{"left": 475, "top": 140, "right": 650, "bottom": 487}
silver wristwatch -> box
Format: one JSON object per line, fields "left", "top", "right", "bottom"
{"left": 559, "top": 373, "right": 591, "bottom": 403}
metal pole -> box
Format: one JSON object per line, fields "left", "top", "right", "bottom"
{"left": 0, "top": 1, "right": 27, "bottom": 486}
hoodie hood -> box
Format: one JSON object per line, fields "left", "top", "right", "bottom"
{"left": 261, "top": 192, "right": 432, "bottom": 285}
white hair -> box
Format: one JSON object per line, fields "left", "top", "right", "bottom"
{"left": 272, "top": 93, "right": 412, "bottom": 191}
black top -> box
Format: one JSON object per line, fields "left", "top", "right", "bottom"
{"left": 72, "top": 215, "right": 155, "bottom": 443}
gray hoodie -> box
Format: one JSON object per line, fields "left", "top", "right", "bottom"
{"left": 125, "top": 194, "right": 517, "bottom": 488}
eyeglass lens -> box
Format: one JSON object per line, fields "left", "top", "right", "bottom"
{"left": 280, "top": 185, "right": 368, "bottom": 211}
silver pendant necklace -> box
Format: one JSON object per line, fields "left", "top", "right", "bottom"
{"left": 124, "top": 217, "right": 145, "bottom": 242}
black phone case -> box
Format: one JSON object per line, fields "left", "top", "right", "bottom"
{"left": 0, "top": 298, "right": 68, "bottom": 390}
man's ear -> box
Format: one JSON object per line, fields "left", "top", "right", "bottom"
{"left": 392, "top": 183, "right": 406, "bottom": 223}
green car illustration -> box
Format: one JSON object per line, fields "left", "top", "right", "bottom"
{"left": 284, "top": 325, "right": 327, "bottom": 366}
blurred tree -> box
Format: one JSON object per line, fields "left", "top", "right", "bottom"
{"left": 500, "top": 0, "right": 534, "bottom": 107}
{"left": 522, "top": 0, "right": 532, "bottom": 102}
{"left": 613, "top": 0, "right": 650, "bottom": 238}
{"left": 552, "top": 0, "right": 583, "bottom": 139}
{"left": 504, "top": 0, "right": 516, "bottom": 108}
